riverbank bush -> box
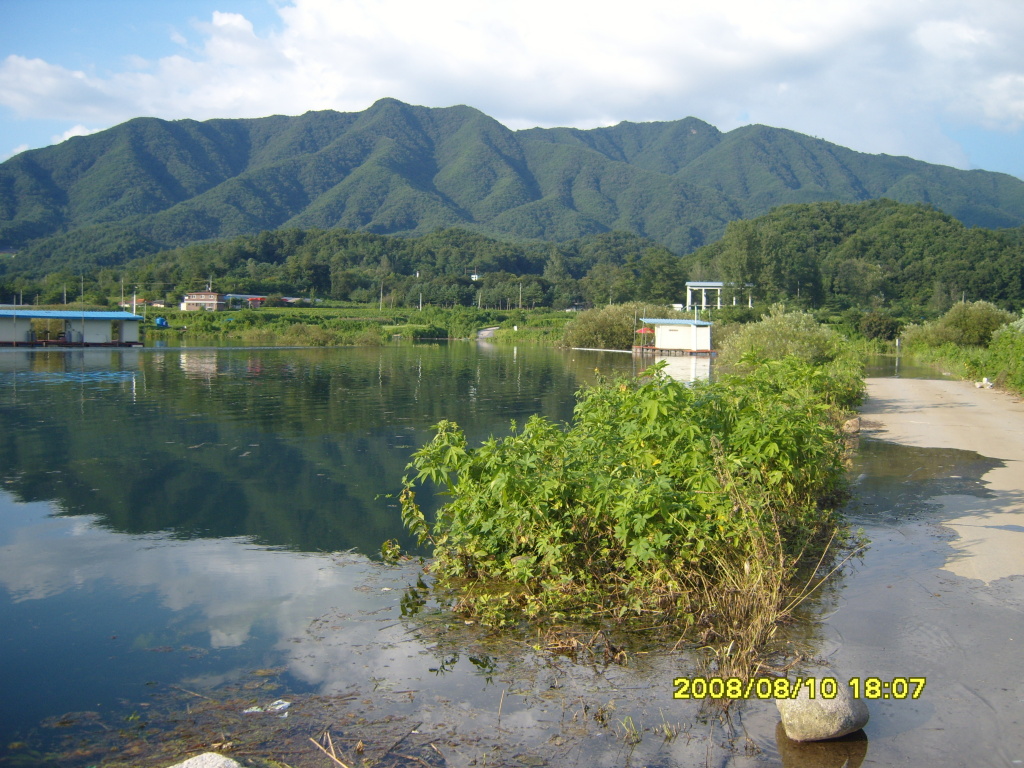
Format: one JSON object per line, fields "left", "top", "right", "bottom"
{"left": 986, "top": 318, "right": 1024, "bottom": 391}
{"left": 402, "top": 344, "right": 860, "bottom": 668}
{"left": 490, "top": 310, "right": 575, "bottom": 344}
{"left": 902, "top": 301, "right": 1014, "bottom": 348}
{"left": 899, "top": 304, "right": 1024, "bottom": 396}
{"left": 716, "top": 306, "right": 865, "bottom": 410}
{"left": 562, "top": 303, "right": 690, "bottom": 349}
{"left": 717, "top": 306, "right": 846, "bottom": 369}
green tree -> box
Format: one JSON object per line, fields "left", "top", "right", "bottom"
{"left": 580, "top": 263, "right": 633, "bottom": 305}
{"left": 859, "top": 311, "right": 901, "bottom": 341}
{"left": 563, "top": 303, "right": 645, "bottom": 350}
{"left": 633, "top": 248, "right": 688, "bottom": 302}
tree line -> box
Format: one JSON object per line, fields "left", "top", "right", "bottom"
{"left": 0, "top": 227, "right": 688, "bottom": 310}
{"left": 2, "top": 199, "right": 1022, "bottom": 316}
{"left": 688, "top": 199, "right": 1024, "bottom": 315}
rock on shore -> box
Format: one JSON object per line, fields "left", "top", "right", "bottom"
{"left": 776, "top": 678, "right": 869, "bottom": 741}
{"left": 166, "top": 753, "right": 243, "bottom": 768}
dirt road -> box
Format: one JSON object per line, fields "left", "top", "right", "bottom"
{"left": 809, "top": 376, "right": 1024, "bottom": 766}
{"left": 860, "top": 376, "right": 1024, "bottom": 584}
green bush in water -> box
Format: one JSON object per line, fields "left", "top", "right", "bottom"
{"left": 401, "top": 357, "right": 854, "bottom": 629}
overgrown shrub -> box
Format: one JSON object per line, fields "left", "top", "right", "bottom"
{"left": 562, "top": 304, "right": 639, "bottom": 350}
{"left": 401, "top": 356, "right": 856, "bottom": 646}
{"left": 859, "top": 311, "right": 901, "bottom": 341}
{"left": 562, "top": 302, "right": 682, "bottom": 350}
{"left": 717, "top": 305, "right": 846, "bottom": 369}
{"left": 902, "top": 301, "right": 1014, "bottom": 348}
{"left": 280, "top": 323, "right": 337, "bottom": 346}
{"left": 987, "top": 318, "right": 1024, "bottom": 391}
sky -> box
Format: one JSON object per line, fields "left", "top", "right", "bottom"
{"left": 1, "top": 0, "right": 1023, "bottom": 180}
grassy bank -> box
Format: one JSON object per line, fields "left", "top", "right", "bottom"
{"left": 140, "top": 305, "right": 575, "bottom": 346}
{"left": 401, "top": 310, "right": 864, "bottom": 675}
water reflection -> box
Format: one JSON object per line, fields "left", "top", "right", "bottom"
{"left": 863, "top": 353, "right": 956, "bottom": 380}
{"left": 849, "top": 438, "right": 1002, "bottom": 523}
{"left": 0, "top": 345, "right": 637, "bottom": 553}
{"left": 14, "top": 345, "right": 996, "bottom": 766}
{"left": 775, "top": 722, "right": 868, "bottom": 768}
{"left": 0, "top": 344, "right": 643, "bottom": 754}
{"left": 655, "top": 354, "right": 711, "bottom": 383}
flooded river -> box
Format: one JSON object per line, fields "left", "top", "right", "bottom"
{"left": 1, "top": 346, "right": 1020, "bottom": 766}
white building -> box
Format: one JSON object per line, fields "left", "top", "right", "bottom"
{"left": 0, "top": 309, "right": 143, "bottom": 346}
{"left": 181, "top": 290, "right": 226, "bottom": 311}
{"left": 638, "top": 318, "right": 713, "bottom": 354}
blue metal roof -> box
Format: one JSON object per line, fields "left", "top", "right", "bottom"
{"left": 640, "top": 317, "right": 712, "bottom": 327}
{"left": 0, "top": 309, "right": 143, "bottom": 320}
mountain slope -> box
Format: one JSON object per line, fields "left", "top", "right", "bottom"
{"left": 2, "top": 98, "right": 1023, "bottom": 269}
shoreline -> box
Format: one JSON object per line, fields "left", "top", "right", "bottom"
{"left": 804, "top": 376, "right": 1024, "bottom": 766}
{"left": 859, "top": 376, "right": 1024, "bottom": 585}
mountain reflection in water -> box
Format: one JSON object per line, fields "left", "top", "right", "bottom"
{"left": 0, "top": 344, "right": 640, "bottom": 750}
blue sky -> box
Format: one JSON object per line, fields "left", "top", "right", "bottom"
{"left": 2, "top": 0, "right": 1024, "bottom": 181}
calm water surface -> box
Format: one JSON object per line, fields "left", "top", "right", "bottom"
{"left": 2, "top": 347, "right": 1002, "bottom": 766}
{"left": 0, "top": 343, "right": 642, "bottom": 760}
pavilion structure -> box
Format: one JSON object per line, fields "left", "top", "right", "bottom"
{"left": 684, "top": 281, "right": 754, "bottom": 310}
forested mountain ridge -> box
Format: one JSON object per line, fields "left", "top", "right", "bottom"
{"left": 3, "top": 97, "right": 1024, "bottom": 273}
{"left": 523, "top": 120, "right": 1024, "bottom": 228}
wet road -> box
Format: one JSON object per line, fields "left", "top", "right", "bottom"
{"left": 812, "top": 378, "right": 1024, "bottom": 767}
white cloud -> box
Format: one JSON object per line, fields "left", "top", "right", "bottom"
{"left": 53, "top": 124, "right": 100, "bottom": 143}
{"left": 2, "top": 143, "right": 29, "bottom": 161}
{"left": 0, "top": 55, "right": 131, "bottom": 120}
{"left": 0, "top": 0, "right": 1022, "bottom": 170}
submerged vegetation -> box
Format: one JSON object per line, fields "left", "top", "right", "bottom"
{"left": 401, "top": 311, "right": 864, "bottom": 672}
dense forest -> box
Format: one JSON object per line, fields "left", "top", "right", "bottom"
{"left": 687, "top": 199, "right": 1024, "bottom": 315}
{"left": 1, "top": 199, "right": 1022, "bottom": 316}
{"left": 3, "top": 98, "right": 1024, "bottom": 279}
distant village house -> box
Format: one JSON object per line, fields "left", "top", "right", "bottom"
{"left": 181, "top": 290, "right": 226, "bottom": 311}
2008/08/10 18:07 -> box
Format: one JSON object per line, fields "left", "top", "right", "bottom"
{"left": 672, "top": 676, "right": 927, "bottom": 700}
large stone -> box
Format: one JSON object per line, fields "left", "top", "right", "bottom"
{"left": 776, "top": 678, "right": 869, "bottom": 742}
{"left": 166, "top": 753, "right": 244, "bottom": 768}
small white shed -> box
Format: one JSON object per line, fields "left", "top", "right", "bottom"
{"left": 639, "top": 318, "right": 713, "bottom": 353}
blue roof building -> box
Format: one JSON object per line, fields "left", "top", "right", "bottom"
{"left": 0, "top": 309, "right": 144, "bottom": 346}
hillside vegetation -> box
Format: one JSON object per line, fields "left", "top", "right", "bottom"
{"left": 686, "top": 199, "right": 1024, "bottom": 314}
{"left": 3, "top": 98, "right": 1024, "bottom": 277}
{"left": 4, "top": 200, "right": 1020, "bottom": 320}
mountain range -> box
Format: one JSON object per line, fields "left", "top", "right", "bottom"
{"left": 3, "top": 97, "right": 1024, "bottom": 266}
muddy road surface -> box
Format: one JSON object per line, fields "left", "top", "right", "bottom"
{"left": 819, "top": 377, "right": 1024, "bottom": 766}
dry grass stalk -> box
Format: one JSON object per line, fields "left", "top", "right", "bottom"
{"left": 308, "top": 731, "right": 351, "bottom": 768}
